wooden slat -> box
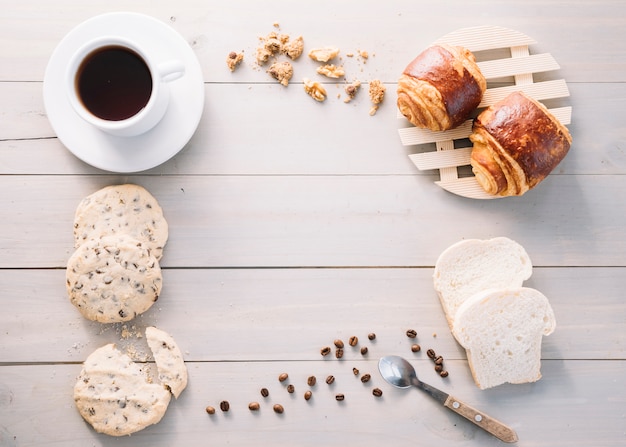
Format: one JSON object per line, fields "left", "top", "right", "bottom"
{"left": 477, "top": 53, "right": 560, "bottom": 79}
{"left": 479, "top": 79, "right": 570, "bottom": 107}
{"left": 434, "top": 25, "right": 536, "bottom": 51}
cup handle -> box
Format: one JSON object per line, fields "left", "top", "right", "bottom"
{"left": 158, "top": 60, "right": 186, "bottom": 83}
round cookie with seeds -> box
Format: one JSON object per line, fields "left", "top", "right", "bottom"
{"left": 66, "top": 234, "right": 162, "bottom": 323}
{"left": 74, "top": 343, "right": 172, "bottom": 436}
{"left": 73, "top": 184, "right": 168, "bottom": 260}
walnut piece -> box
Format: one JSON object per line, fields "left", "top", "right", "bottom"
{"left": 316, "top": 64, "right": 345, "bottom": 79}
{"left": 282, "top": 35, "right": 304, "bottom": 60}
{"left": 303, "top": 78, "right": 327, "bottom": 102}
{"left": 308, "top": 47, "right": 340, "bottom": 62}
{"left": 268, "top": 61, "right": 294, "bottom": 86}
{"left": 226, "top": 51, "right": 244, "bottom": 72}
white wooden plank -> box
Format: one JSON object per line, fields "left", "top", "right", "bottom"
{"left": 0, "top": 360, "right": 624, "bottom": 446}
{"left": 0, "top": 82, "right": 619, "bottom": 176}
{"left": 0, "top": 175, "right": 625, "bottom": 269}
{"left": 1, "top": 1, "right": 625, "bottom": 83}
{"left": 1, "top": 267, "right": 623, "bottom": 364}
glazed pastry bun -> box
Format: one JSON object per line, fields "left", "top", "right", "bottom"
{"left": 470, "top": 91, "right": 572, "bottom": 196}
{"left": 397, "top": 44, "right": 486, "bottom": 131}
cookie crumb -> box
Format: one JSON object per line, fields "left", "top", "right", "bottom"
{"left": 226, "top": 51, "right": 244, "bottom": 72}
{"left": 368, "top": 79, "right": 386, "bottom": 115}
{"left": 268, "top": 61, "right": 294, "bottom": 86}
{"left": 282, "top": 35, "right": 304, "bottom": 60}
{"left": 358, "top": 49, "right": 369, "bottom": 60}
{"left": 343, "top": 80, "right": 361, "bottom": 103}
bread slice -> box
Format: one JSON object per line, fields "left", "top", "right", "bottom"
{"left": 433, "top": 237, "right": 532, "bottom": 328}
{"left": 452, "top": 287, "right": 556, "bottom": 389}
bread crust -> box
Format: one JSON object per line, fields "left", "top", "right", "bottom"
{"left": 398, "top": 44, "right": 486, "bottom": 131}
{"left": 470, "top": 91, "right": 572, "bottom": 196}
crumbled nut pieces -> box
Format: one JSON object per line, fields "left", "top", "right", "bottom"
{"left": 226, "top": 51, "right": 244, "bottom": 72}
{"left": 268, "top": 61, "right": 293, "bottom": 86}
{"left": 308, "top": 46, "right": 340, "bottom": 62}
{"left": 368, "top": 79, "right": 386, "bottom": 115}
{"left": 316, "top": 64, "right": 345, "bottom": 79}
{"left": 303, "top": 78, "right": 327, "bottom": 102}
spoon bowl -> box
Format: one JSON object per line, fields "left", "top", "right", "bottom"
{"left": 378, "top": 355, "right": 417, "bottom": 389}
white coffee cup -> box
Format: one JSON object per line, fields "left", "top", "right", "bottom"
{"left": 66, "top": 36, "right": 185, "bottom": 137}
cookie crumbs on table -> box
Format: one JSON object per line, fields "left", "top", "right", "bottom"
{"left": 268, "top": 60, "right": 293, "bottom": 86}
{"left": 368, "top": 79, "right": 386, "bottom": 115}
{"left": 343, "top": 79, "right": 361, "bottom": 103}
{"left": 226, "top": 51, "right": 244, "bottom": 71}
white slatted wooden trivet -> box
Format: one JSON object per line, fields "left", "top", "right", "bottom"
{"left": 398, "top": 26, "right": 572, "bottom": 199}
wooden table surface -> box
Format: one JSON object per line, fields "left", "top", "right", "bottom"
{"left": 1, "top": 1, "right": 625, "bottom": 446}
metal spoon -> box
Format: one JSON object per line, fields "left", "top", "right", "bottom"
{"left": 378, "top": 355, "right": 518, "bottom": 443}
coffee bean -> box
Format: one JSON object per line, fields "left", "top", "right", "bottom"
{"left": 360, "top": 373, "right": 371, "bottom": 383}
{"left": 304, "top": 390, "right": 312, "bottom": 401}
{"left": 411, "top": 344, "right": 421, "bottom": 352}
{"left": 406, "top": 329, "right": 417, "bottom": 338}
{"left": 372, "top": 388, "right": 383, "bottom": 397}
{"left": 205, "top": 406, "right": 216, "bottom": 415}
{"left": 440, "top": 370, "right": 449, "bottom": 378}
{"left": 307, "top": 376, "right": 317, "bottom": 386}
{"left": 287, "top": 384, "right": 295, "bottom": 393}
{"left": 320, "top": 346, "right": 331, "bottom": 356}
{"left": 353, "top": 367, "right": 359, "bottom": 376}
{"left": 219, "top": 400, "right": 230, "bottom": 412}
{"left": 360, "top": 346, "right": 368, "bottom": 355}
{"left": 278, "top": 373, "right": 289, "bottom": 382}
{"left": 368, "top": 333, "right": 376, "bottom": 341}
{"left": 335, "top": 393, "right": 345, "bottom": 401}
{"left": 434, "top": 356, "right": 443, "bottom": 365}
{"left": 273, "top": 403, "right": 284, "bottom": 414}
{"left": 260, "top": 387, "right": 269, "bottom": 398}
{"left": 335, "top": 348, "right": 344, "bottom": 359}
{"left": 334, "top": 339, "right": 344, "bottom": 348}
{"left": 326, "top": 375, "right": 335, "bottom": 385}
{"left": 349, "top": 336, "right": 358, "bottom": 346}
{"left": 426, "top": 349, "right": 436, "bottom": 359}
{"left": 435, "top": 364, "right": 443, "bottom": 372}
{"left": 248, "top": 402, "right": 260, "bottom": 411}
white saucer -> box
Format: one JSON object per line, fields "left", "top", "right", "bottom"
{"left": 43, "top": 12, "right": 205, "bottom": 173}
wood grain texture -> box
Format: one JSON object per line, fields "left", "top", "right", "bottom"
{"left": 0, "top": 1, "right": 625, "bottom": 446}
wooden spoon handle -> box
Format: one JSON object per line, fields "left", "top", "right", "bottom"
{"left": 444, "top": 395, "right": 518, "bottom": 443}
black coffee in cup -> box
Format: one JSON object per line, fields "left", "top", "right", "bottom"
{"left": 76, "top": 45, "right": 152, "bottom": 121}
